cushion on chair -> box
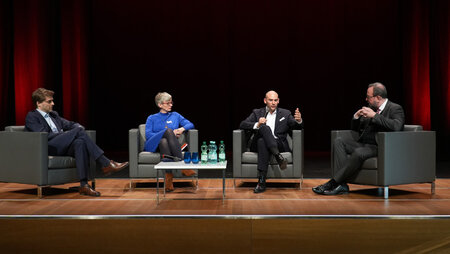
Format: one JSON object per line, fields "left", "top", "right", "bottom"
{"left": 138, "top": 152, "right": 161, "bottom": 164}
{"left": 5, "top": 126, "right": 26, "bottom": 132}
{"left": 361, "top": 157, "right": 378, "bottom": 169}
{"left": 403, "top": 125, "right": 423, "bottom": 132}
{"left": 48, "top": 156, "right": 76, "bottom": 169}
{"left": 241, "top": 152, "right": 293, "bottom": 164}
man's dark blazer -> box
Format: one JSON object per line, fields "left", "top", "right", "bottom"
{"left": 351, "top": 100, "right": 405, "bottom": 145}
{"left": 25, "top": 110, "right": 84, "bottom": 156}
{"left": 239, "top": 107, "right": 303, "bottom": 152}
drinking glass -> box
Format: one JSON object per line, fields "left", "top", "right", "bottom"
{"left": 191, "top": 152, "right": 199, "bottom": 164}
{"left": 184, "top": 152, "right": 191, "bottom": 163}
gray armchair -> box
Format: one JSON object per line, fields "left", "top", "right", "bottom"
{"left": 233, "top": 129, "right": 304, "bottom": 188}
{"left": 331, "top": 125, "right": 436, "bottom": 198}
{"left": 0, "top": 126, "right": 96, "bottom": 198}
{"left": 129, "top": 124, "right": 198, "bottom": 188}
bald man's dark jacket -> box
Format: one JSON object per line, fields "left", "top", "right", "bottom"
{"left": 239, "top": 107, "right": 303, "bottom": 152}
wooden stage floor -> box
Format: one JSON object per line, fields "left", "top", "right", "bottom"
{"left": 0, "top": 178, "right": 448, "bottom": 216}
{"left": 2, "top": 179, "right": 450, "bottom": 253}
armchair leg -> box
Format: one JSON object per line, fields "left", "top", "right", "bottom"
{"left": 37, "top": 186, "right": 43, "bottom": 199}
{"left": 129, "top": 179, "right": 134, "bottom": 190}
{"left": 384, "top": 186, "right": 389, "bottom": 199}
{"left": 299, "top": 174, "right": 303, "bottom": 190}
{"left": 431, "top": 181, "right": 435, "bottom": 195}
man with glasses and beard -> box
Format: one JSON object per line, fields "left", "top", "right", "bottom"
{"left": 312, "top": 82, "right": 405, "bottom": 195}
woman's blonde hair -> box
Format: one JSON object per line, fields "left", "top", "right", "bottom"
{"left": 155, "top": 92, "right": 172, "bottom": 107}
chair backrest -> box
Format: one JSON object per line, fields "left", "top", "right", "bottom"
{"left": 138, "top": 124, "right": 186, "bottom": 152}
{"left": 403, "top": 125, "right": 423, "bottom": 132}
{"left": 5, "top": 126, "right": 25, "bottom": 132}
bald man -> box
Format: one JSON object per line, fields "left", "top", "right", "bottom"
{"left": 239, "top": 91, "right": 303, "bottom": 193}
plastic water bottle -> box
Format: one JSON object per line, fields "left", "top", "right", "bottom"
{"left": 218, "top": 140, "right": 226, "bottom": 163}
{"left": 201, "top": 141, "right": 208, "bottom": 164}
{"left": 208, "top": 141, "right": 217, "bottom": 164}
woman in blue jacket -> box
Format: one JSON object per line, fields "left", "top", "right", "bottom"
{"left": 144, "top": 92, "right": 195, "bottom": 191}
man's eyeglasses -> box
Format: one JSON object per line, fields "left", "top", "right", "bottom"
{"left": 366, "top": 95, "right": 376, "bottom": 99}
{"left": 44, "top": 99, "right": 54, "bottom": 104}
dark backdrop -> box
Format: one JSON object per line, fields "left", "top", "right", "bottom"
{"left": 2, "top": 0, "right": 450, "bottom": 159}
{"left": 89, "top": 0, "right": 404, "bottom": 153}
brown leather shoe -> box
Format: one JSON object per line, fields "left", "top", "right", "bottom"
{"left": 79, "top": 184, "right": 101, "bottom": 197}
{"left": 165, "top": 173, "right": 174, "bottom": 192}
{"left": 102, "top": 160, "right": 129, "bottom": 176}
{"left": 182, "top": 169, "right": 196, "bottom": 177}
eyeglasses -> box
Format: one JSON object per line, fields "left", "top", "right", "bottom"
{"left": 366, "top": 95, "right": 375, "bottom": 99}
{"left": 44, "top": 99, "right": 54, "bottom": 104}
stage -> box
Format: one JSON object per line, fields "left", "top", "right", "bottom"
{"left": 0, "top": 178, "right": 448, "bottom": 215}
{"left": 1, "top": 179, "right": 450, "bottom": 253}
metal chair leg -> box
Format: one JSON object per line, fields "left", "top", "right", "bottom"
{"left": 384, "top": 186, "right": 389, "bottom": 199}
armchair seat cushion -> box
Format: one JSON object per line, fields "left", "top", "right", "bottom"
{"left": 48, "top": 156, "right": 76, "bottom": 169}
{"left": 241, "top": 152, "right": 293, "bottom": 164}
{"left": 361, "top": 157, "right": 378, "bottom": 169}
{"left": 138, "top": 152, "right": 161, "bottom": 164}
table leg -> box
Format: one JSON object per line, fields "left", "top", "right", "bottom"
{"left": 222, "top": 168, "right": 225, "bottom": 204}
{"left": 156, "top": 169, "right": 160, "bottom": 205}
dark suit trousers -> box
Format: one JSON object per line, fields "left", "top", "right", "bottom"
{"left": 250, "top": 125, "right": 286, "bottom": 174}
{"left": 333, "top": 136, "right": 377, "bottom": 183}
{"left": 62, "top": 128, "right": 104, "bottom": 180}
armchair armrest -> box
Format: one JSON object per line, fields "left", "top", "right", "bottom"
{"left": 85, "top": 130, "right": 96, "bottom": 143}
{"left": 186, "top": 129, "right": 198, "bottom": 153}
{"left": 0, "top": 131, "right": 48, "bottom": 185}
{"left": 377, "top": 131, "right": 436, "bottom": 185}
{"left": 292, "top": 130, "right": 304, "bottom": 178}
{"left": 129, "top": 128, "right": 139, "bottom": 177}
{"left": 233, "top": 130, "right": 245, "bottom": 176}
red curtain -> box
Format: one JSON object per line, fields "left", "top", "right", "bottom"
{"left": 61, "top": 0, "right": 90, "bottom": 125}
{"left": 402, "top": 0, "right": 431, "bottom": 130}
{"left": 13, "top": 0, "right": 54, "bottom": 125}
{"left": 10, "top": 0, "right": 89, "bottom": 126}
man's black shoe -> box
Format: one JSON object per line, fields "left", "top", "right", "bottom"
{"left": 274, "top": 153, "right": 287, "bottom": 170}
{"left": 312, "top": 179, "right": 336, "bottom": 194}
{"left": 254, "top": 183, "right": 266, "bottom": 193}
{"left": 254, "top": 174, "right": 267, "bottom": 193}
{"left": 322, "top": 183, "right": 349, "bottom": 195}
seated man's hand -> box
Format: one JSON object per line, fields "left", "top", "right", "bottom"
{"left": 257, "top": 117, "right": 266, "bottom": 127}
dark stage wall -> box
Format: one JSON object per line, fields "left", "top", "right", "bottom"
{"left": 1, "top": 0, "right": 450, "bottom": 158}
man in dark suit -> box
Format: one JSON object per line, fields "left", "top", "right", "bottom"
{"left": 240, "top": 90, "right": 303, "bottom": 193}
{"left": 313, "top": 82, "right": 405, "bottom": 195}
{"left": 25, "top": 88, "right": 129, "bottom": 197}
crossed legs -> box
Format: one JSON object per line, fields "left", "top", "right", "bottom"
{"left": 313, "top": 136, "right": 377, "bottom": 195}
